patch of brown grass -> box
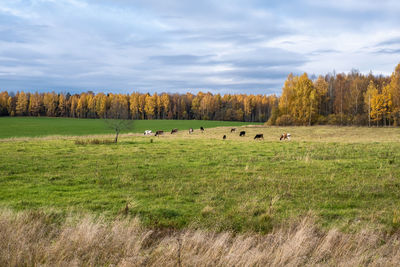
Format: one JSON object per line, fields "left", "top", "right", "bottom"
{"left": 1, "top": 210, "right": 400, "bottom": 266}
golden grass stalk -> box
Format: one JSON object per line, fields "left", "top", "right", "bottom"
{"left": 1, "top": 210, "right": 400, "bottom": 266}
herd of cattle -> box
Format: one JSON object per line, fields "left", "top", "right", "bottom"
{"left": 143, "top": 127, "right": 291, "bottom": 141}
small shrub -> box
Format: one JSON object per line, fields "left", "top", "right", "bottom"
{"left": 352, "top": 114, "right": 368, "bottom": 126}
{"left": 275, "top": 115, "right": 294, "bottom": 126}
{"left": 74, "top": 139, "right": 114, "bottom": 145}
{"left": 327, "top": 114, "right": 341, "bottom": 125}
{"left": 91, "top": 139, "right": 100, "bottom": 144}
{"left": 266, "top": 106, "right": 279, "bottom": 125}
{"left": 74, "top": 139, "right": 86, "bottom": 145}
{"left": 315, "top": 115, "right": 328, "bottom": 125}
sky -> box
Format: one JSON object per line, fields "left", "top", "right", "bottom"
{"left": 0, "top": 0, "right": 400, "bottom": 95}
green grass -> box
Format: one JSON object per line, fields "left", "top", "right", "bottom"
{"left": 1, "top": 125, "right": 400, "bottom": 233}
{"left": 0, "top": 117, "right": 261, "bottom": 139}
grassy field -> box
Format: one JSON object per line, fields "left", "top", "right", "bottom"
{"left": 0, "top": 117, "right": 261, "bottom": 139}
{"left": 1, "top": 123, "right": 400, "bottom": 233}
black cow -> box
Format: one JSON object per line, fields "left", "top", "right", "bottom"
{"left": 189, "top": 128, "right": 194, "bottom": 134}
{"left": 239, "top": 131, "right": 246, "bottom": 137}
{"left": 223, "top": 135, "right": 226, "bottom": 140}
{"left": 254, "top": 134, "right": 264, "bottom": 140}
{"left": 155, "top": 130, "right": 164, "bottom": 136}
{"left": 171, "top": 128, "right": 178, "bottom": 134}
{"left": 200, "top": 126, "right": 205, "bottom": 132}
{"left": 231, "top": 128, "right": 236, "bottom": 133}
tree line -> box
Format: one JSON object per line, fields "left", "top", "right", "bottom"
{"left": 0, "top": 62, "right": 399, "bottom": 126}
{"left": 0, "top": 90, "right": 277, "bottom": 122}
{"left": 270, "top": 63, "right": 400, "bottom": 126}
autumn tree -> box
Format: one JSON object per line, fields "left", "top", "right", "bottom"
{"left": 144, "top": 93, "right": 156, "bottom": 119}
{"left": 389, "top": 63, "right": 400, "bottom": 125}
{"left": 70, "top": 95, "right": 78, "bottom": 118}
{"left": 76, "top": 93, "right": 87, "bottom": 118}
{"left": 29, "top": 92, "right": 44, "bottom": 116}
{"left": 0, "top": 91, "right": 9, "bottom": 115}
{"left": 58, "top": 94, "right": 67, "bottom": 117}
{"left": 160, "top": 93, "right": 170, "bottom": 119}
{"left": 276, "top": 73, "right": 321, "bottom": 125}
{"left": 364, "top": 80, "right": 377, "bottom": 127}
{"left": 191, "top": 94, "right": 202, "bottom": 119}
{"left": 95, "top": 93, "right": 108, "bottom": 119}
{"left": 16, "top": 92, "right": 29, "bottom": 116}
{"left": 381, "top": 83, "right": 393, "bottom": 126}
{"left": 43, "top": 92, "right": 58, "bottom": 117}
{"left": 87, "top": 93, "right": 96, "bottom": 118}
{"left": 369, "top": 83, "right": 384, "bottom": 126}
{"left": 138, "top": 94, "right": 147, "bottom": 119}
{"left": 279, "top": 73, "right": 296, "bottom": 116}
{"left": 314, "top": 76, "right": 328, "bottom": 118}
{"left": 7, "top": 95, "right": 16, "bottom": 116}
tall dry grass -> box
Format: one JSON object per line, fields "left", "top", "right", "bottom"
{"left": 1, "top": 209, "right": 400, "bottom": 266}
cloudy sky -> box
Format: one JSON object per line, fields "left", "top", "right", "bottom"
{"left": 0, "top": 0, "right": 399, "bottom": 95}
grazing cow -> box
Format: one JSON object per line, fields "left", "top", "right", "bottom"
{"left": 223, "top": 135, "right": 226, "bottom": 140}
{"left": 280, "top": 133, "right": 291, "bottom": 140}
{"left": 254, "top": 134, "right": 264, "bottom": 140}
{"left": 171, "top": 128, "right": 178, "bottom": 134}
{"left": 231, "top": 128, "right": 236, "bottom": 133}
{"left": 189, "top": 128, "right": 194, "bottom": 134}
{"left": 200, "top": 126, "right": 205, "bottom": 132}
{"left": 239, "top": 131, "right": 246, "bottom": 137}
{"left": 144, "top": 130, "right": 153, "bottom": 135}
{"left": 155, "top": 130, "right": 164, "bottom": 136}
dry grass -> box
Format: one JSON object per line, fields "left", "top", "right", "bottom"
{"left": 74, "top": 138, "right": 115, "bottom": 145}
{"left": 1, "top": 210, "right": 400, "bottom": 266}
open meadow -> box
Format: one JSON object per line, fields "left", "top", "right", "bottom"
{"left": 1, "top": 121, "right": 400, "bottom": 231}
{"left": 1, "top": 119, "right": 400, "bottom": 265}
{"left": 0, "top": 117, "right": 261, "bottom": 139}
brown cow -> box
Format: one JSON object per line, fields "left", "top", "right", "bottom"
{"left": 231, "top": 128, "right": 236, "bottom": 133}
{"left": 280, "top": 133, "right": 291, "bottom": 140}
{"left": 171, "top": 128, "right": 178, "bottom": 134}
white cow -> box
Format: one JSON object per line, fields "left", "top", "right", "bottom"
{"left": 144, "top": 130, "right": 153, "bottom": 135}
